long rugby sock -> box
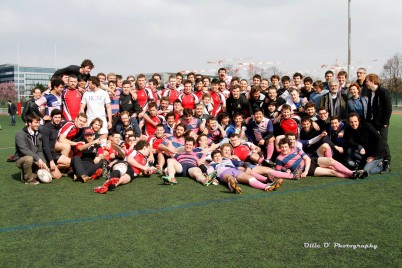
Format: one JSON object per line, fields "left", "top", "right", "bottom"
{"left": 333, "top": 171, "right": 348, "bottom": 178}
{"left": 324, "top": 148, "right": 332, "bottom": 158}
{"left": 269, "top": 170, "right": 293, "bottom": 179}
{"left": 266, "top": 142, "right": 274, "bottom": 159}
{"left": 251, "top": 171, "right": 268, "bottom": 182}
{"left": 248, "top": 178, "right": 267, "bottom": 190}
{"left": 332, "top": 161, "right": 353, "bottom": 176}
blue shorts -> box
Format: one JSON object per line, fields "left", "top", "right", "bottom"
{"left": 177, "top": 162, "right": 197, "bottom": 177}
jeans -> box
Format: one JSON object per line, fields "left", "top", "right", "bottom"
{"left": 10, "top": 114, "right": 16, "bottom": 125}
{"left": 364, "top": 158, "right": 383, "bottom": 174}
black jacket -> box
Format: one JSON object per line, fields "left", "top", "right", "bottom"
{"left": 226, "top": 95, "right": 252, "bottom": 118}
{"left": 366, "top": 85, "right": 392, "bottom": 129}
{"left": 345, "top": 122, "right": 386, "bottom": 159}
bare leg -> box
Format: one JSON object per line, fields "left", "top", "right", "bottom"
{"left": 188, "top": 167, "right": 205, "bottom": 184}
{"left": 55, "top": 141, "right": 71, "bottom": 156}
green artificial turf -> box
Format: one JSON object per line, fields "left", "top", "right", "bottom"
{"left": 0, "top": 115, "right": 401, "bottom": 267}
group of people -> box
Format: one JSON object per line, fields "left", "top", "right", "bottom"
{"left": 12, "top": 59, "right": 392, "bottom": 195}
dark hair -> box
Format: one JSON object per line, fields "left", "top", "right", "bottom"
{"left": 278, "top": 138, "right": 289, "bottom": 147}
{"left": 293, "top": 72, "right": 303, "bottom": 79}
{"left": 81, "top": 59, "right": 94, "bottom": 69}
{"left": 148, "top": 102, "right": 158, "bottom": 110}
{"left": 303, "top": 77, "right": 313, "bottom": 84}
{"left": 211, "top": 149, "right": 222, "bottom": 158}
{"left": 27, "top": 114, "right": 41, "bottom": 123}
{"left": 88, "top": 76, "right": 100, "bottom": 87}
{"left": 253, "top": 74, "right": 262, "bottom": 80}
{"left": 211, "top": 78, "right": 220, "bottom": 85}
{"left": 304, "top": 102, "right": 316, "bottom": 109}
{"left": 50, "top": 108, "right": 62, "bottom": 117}
{"left": 301, "top": 116, "right": 312, "bottom": 123}
{"left": 183, "top": 108, "right": 193, "bottom": 117}
{"left": 185, "top": 137, "right": 196, "bottom": 145}
{"left": 135, "top": 140, "right": 150, "bottom": 150}
{"left": 51, "top": 76, "right": 64, "bottom": 89}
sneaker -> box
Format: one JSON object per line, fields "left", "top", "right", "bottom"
{"left": 22, "top": 176, "right": 40, "bottom": 185}
{"left": 266, "top": 172, "right": 275, "bottom": 183}
{"left": 101, "top": 161, "right": 110, "bottom": 178}
{"left": 94, "top": 186, "right": 108, "bottom": 194}
{"left": 227, "top": 176, "right": 242, "bottom": 194}
{"left": 265, "top": 179, "right": 283, "bottom": 192}
{"left": 82, "top": 175, "right": 91, "bottom": 183}
{"left": 91, "top": 168, "right": 103, "bottom": 180}
{"left": 211, "top": 178, "right": 219, "bottom": 186}
{"left": 104, "top": 178, "right": 120, "bottom": 189}
{"left": 293, "top": 165, "right": 303, "bottom": 180}
{"left": 381, "top": 160, "right": 390, "bottom": 174}
{"left": 352, "top": 170, "right": 366, "bottom": 179}
{"left": 353, "top": 169, "right": 369, "bottom": 179}
{"left": 162, "top": 176, "right": 177, "bottom": 185}
{"left": 204, "top": 170, "right": 218, "bottom": 186}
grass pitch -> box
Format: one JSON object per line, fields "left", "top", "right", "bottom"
{"left": 0, "top": 115, "right": 401, "bottom": 267}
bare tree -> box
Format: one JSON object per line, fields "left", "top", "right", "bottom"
{"left": 222, "top": 64, "right": 238, "bottom": 77}
{"left": 381, "top": 53, "right": 402, "bottom": 106}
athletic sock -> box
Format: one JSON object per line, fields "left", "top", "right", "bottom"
{"left": 251, "top": 171, "right": 267, "bottom": 182}
{"left": 266, "top": 142, "right": 274, "bottom": 159}
{"left": 248, "top": 178, "right": 267, "bottom": 190}
{"left": 269, "top": 170, "right": 293, "bottom": 179}
{"left": 332, "top": 160, "right": 353, "bottom": 176}
{"left": 324, "top": 148, "right": 332, "bottom": 158}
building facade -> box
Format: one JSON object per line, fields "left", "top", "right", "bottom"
{"left": 0, "top": 64, "right": 55, "bottom": 100}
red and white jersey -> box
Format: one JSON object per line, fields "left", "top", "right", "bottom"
{"left": 60, "top": 121, "right": 80, "bottom": 140}
{"left": 148, "top": 136, "right": 166, "bottom": 152}
{"left": 145, "top": 115, "right": 165, "bottom": 137}
{"left": 202, "top": 103, "right": 213, "bottom": 115}
{"left": 127, "top": 150, "right": 148, "bottom": 175}
{"left": 232, "top": 142, "right": 254, "bottom": 161}
{"left": 210, "top": 92, "right": 226, "bottom": 116}
{"left": 62, "top": 88, "right": 82, "bottom": 121}
{"left": 161, "top": 88, "right": 180, "bottom": 104}
{"left": 178, "top": 93, "right": 199, "bottom": 110}
{"left": 136, "top": 87, "right": 154, "bottom": 110}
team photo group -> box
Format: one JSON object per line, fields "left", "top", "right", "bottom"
{"left": 12, "top": 59, "right": 392, "bottom": 195}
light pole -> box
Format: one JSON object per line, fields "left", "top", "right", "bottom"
{"left": 348, "top": 0, "right": 351, "bottom": 79}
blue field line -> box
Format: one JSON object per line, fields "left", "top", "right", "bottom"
{"left": 0, "top": 173, "right": 395, "bottom": 233}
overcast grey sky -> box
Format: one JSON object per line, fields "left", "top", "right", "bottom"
{"left": 1, "top": 0, "right": 401, "bottom": 80}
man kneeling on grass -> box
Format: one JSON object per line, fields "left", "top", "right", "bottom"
{"left": 275, "top": 138, "right": 368, "bottom": 180}
{"left": 207, "top": 150, "right": 283, "bottom": 194}
{"left": 162, "top": 137, "right": 217, "bottom": 185}
{"left": 94, "top": 140, "right": 154, "bottom": 194}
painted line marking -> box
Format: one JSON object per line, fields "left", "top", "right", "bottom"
{"left": 0, "top": 174, "right": 395, "bottom": 234}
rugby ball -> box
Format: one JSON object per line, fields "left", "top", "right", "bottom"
{"left": 37, "top": 169, "right": 52, "bottom": 183}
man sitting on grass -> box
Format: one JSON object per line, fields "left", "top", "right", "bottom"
{"left": 162, "top": 137, "right": 216, "bottom": 186}
{"left": 207, "top": 150, "right": 283, "bottom": 193}
{"left": 275, "top": 138, "right": 368, "bottom": 180}
{"left": 15, "top": 114, "right": 49, "bottom": 185}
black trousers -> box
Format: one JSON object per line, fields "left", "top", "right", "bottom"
{"left": 71, "top": 156, "right": 104, "bottom": 177}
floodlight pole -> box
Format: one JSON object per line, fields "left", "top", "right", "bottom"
{"left": 348, "top": 0, "right": 351, "bottom": 79}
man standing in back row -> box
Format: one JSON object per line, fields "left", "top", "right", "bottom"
{"left": 365, "top": 74, "right": 392, "bottom": 173}
{"left": 81, "top": 76, "right": 112, "bottom": 140}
